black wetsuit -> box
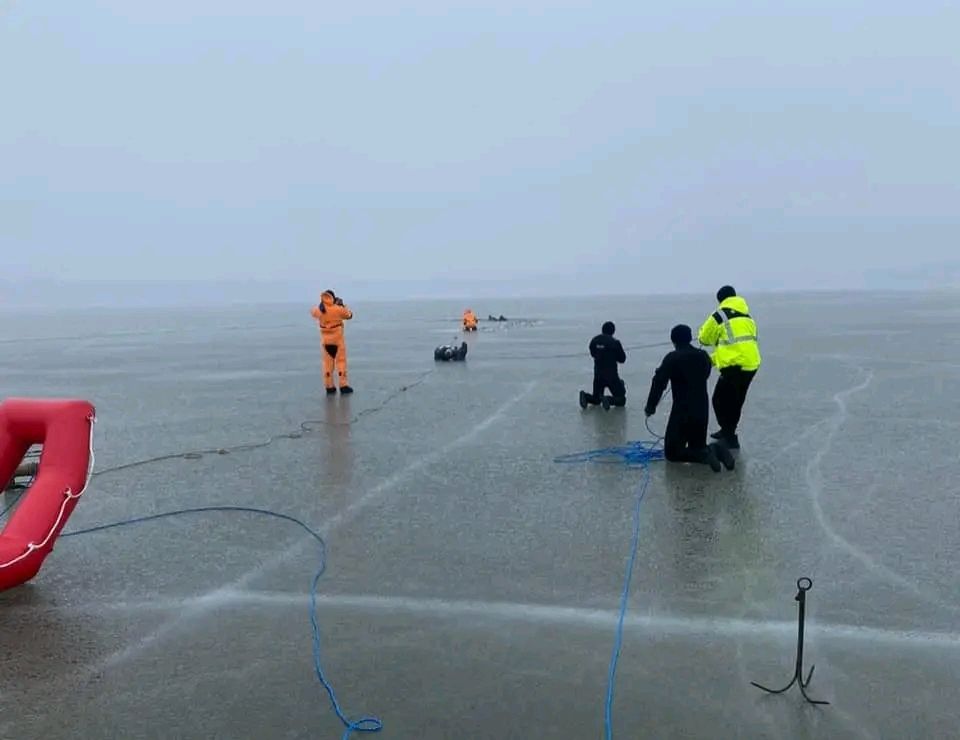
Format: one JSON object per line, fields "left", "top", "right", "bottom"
{"left": 645, "top": 344, "right": 713, "bottom": 463}
{"left": 434, "top": 343, "right": 468, "bottom": 362}
{"left": 586, "top": 334, "right": 626, "bottom": 406}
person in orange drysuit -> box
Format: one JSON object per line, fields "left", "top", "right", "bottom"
{"left": 462, "top": 309, "right": 478, "bottom": 332}
{"left": 310, "top": 290, "right": 354, "bottom": 394}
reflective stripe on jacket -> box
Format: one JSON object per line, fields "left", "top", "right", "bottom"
{"left": 697, "top": 296, "right": 761, "bottom": 371}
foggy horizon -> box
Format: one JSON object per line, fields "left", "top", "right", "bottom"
{"left": 2, "top": 273, "right": 958, "bottom": 311}
{"left": 2, "top": 2, "right": 958, "bottom": 305}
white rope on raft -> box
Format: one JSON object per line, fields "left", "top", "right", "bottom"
{"left": 0, "top": 414, "right": 96, "bottom": 570}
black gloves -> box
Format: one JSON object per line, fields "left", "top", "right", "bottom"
{"left": 644, "top": 406, "right": 655, "bottom": 417}
{"left": 334, "top": 298, "right": 344, "bottom": 306}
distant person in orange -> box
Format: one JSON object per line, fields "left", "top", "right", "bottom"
{"left": 462, "top": 309, "right": 478, "bottom": 332}
{"left": 310, "top": 290, "right": 354, "bottom": 395}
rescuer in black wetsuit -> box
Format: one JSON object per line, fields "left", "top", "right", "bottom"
{"left": 644, "top": 324, "right": 735, "bottom": 472}
{"left": 434, "top": 342, "right": 468, "bottom": 361}
{"left": 579, "top": 321, "right": 627, "bottom": 410}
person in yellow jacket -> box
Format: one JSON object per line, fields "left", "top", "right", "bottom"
{"left": 462, "top": 309, "right": 478, "bottom": 332}
{"left": 697, "top": 285, "right": 761, "bottom": 449}
{"left": 310, "top": 289, "right": 354, "bottom": 395}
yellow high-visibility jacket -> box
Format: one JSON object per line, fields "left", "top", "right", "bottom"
{"left": 697, "top": 296, "right": 761, "bottom": 371}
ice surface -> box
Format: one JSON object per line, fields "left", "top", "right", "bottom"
{"left": 1, "top": 293, "right": 958, "bottom": 739}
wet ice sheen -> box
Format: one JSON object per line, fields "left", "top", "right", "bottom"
{"left": 1, "top": 292, "right": 959, "bottom": 739}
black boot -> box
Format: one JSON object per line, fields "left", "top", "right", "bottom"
{"left": 601, "top": 396, "right": 611, "bottom": 411}
{"left": 711, "top": 430, "right": 740, "bottom": 449}
{"left": 579, "top": 390, "right": 589, "bottom": 409}
{"left": 326, "top": 387, "right": 337, "bottom": 396}
{"left": 703, "top": 445, "right": 722, "bottom": 473}
{"left": 711, "top": 442, "right": 735, "bottom": 471}
{"left": 340, "top": 385, "right": 354, "bottom": 394}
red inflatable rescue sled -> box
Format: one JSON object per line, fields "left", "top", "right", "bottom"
{"left": 0, "top": 399, "right": 95, "bottom": 591}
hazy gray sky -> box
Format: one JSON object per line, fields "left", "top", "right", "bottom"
{"left": 2, "top": 1, "right": 958, "bottom": 298}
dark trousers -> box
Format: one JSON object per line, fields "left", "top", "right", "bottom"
{"left": 585, "top": 373, "right": 626, "bottom": 406}
{"left": 664, "top": 412, "right": 711, "bottom": 464}
{"left": 712, "top": 367, "right": 757, "bottom": 435}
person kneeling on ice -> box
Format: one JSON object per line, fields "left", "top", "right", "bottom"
{"left": 434, "top": 342, "right": 468, "bottom": 362}
{"left": 310, "top": 289, "right": 354, "bottom": 395}
{"left": 644, "top": 324, "right": 735, "bottom": 472}
{"left": 579, "top": 321, "right": 626, "bottom": 410}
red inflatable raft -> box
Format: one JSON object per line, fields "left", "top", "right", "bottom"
{"left": 0, "top": 399, "right": 95, "bottom": 591}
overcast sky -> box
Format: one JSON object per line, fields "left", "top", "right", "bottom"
{"left": 1, "top": 1, "right": 958, "bottom": 300}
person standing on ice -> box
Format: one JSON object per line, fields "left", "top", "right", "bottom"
{"left": 645, "top": 324, "right": 735, "bottom": 472}
{"left": 579, "top": 321, "right": 627, "bottom": 410}
{"left": 697, "top": 285, "right": 761, "bottom": 449}
{"left": 310, "top": 290, "right": 354, "bottom": 395}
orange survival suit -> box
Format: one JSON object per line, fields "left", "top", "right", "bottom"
{"left": 462, "top": 309, "right": 478, "bottom": 331}
{"left": 310, "top": 290, "right": 354, "bottom": 394}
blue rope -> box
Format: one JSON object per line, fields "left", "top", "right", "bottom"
{"left": 57, "top": 506, "right": 382, "bottom": 740}
{"left": 603, "top": 461, "right": 651, "bottom": 740}
{"left": 554, "top": 421, "right": 664, "bottom": 740}
{"left": 553, "top": 439, "right": 664, "bottom": 467}
{"left": 4, "top": 412, "right": 671, "bottom": 739}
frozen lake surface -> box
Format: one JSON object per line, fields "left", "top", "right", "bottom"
{"left": 1, "top": 292, "right": 959, "bottom": 739}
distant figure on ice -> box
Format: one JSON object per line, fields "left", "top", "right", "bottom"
{"left": 579, "top": 321, "right": 626, "bottom": 411}
{"left": 310, "top": 290, "right": 354, "bottom": 395}
{"left": 645, "top": 324, "right": 735, "bottom": 472}
{"left": 698, "top": 285, "right": 761, "bottom": 450}
{"left": 434, "top": 342, "right": 468, "bottom": 362}
{"left": 488, "top": 314, "right": 507, "bottom": 322}
{"left": 462, "top": 309, "right": 478, "bottom": 332}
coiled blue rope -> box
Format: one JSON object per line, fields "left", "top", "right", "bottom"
{"left": 56, "top": 506, "right": 382, "bottom": 740}
{"left": 554, "top": 418, "right": 664, "bottom": 739}
{"left": 552, "top": 438, "right": 664, "bottom": 467}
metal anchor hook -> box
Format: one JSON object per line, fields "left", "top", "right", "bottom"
{"left": 751, "top": 577, "right": 830, "bottom": 706}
